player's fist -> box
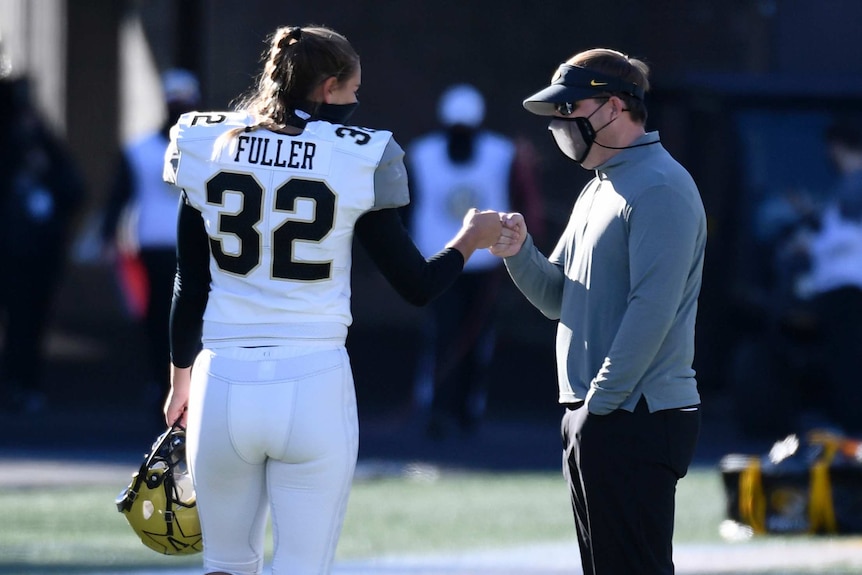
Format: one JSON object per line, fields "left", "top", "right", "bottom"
{"left": 461, "top": 208, "right": 503, "bottom": 250}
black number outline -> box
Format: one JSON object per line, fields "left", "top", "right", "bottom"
{"left": 191, "top": 113, "right": 228, "bottom": 126}
{"left": 273, "top": 178, "right": 335, "bottom": 282}
{"left": 335, "top": 126, "right": 372, "bottom": 145}
{"left": 206, "top": 171, "right": 263, "bottom": 276}
{"left": 205, "top": 171, "right": 336, "bottom": 281}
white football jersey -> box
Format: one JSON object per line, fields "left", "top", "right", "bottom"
{"left": 164, "top": 111, "right": 403, "bottom": 345}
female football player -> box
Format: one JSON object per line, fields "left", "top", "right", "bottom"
{"left": 162, "top": 24, "right": 518, "bottom": 575}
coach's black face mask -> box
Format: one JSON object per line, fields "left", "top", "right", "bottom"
{"left": 548, "top": 99, "right": 613, "bottom": 164}
{"left": 313, "top": 101, "right": 359, "bottom": 124}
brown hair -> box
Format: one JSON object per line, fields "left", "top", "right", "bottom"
{"left": 240, "top": 25, "right": 358, "bottom": 124}
{"left": 567, "top": 48, "right": 650, "bottom": 123}
{"left": 214, "top": 25, "right": 359, "bottom": 156}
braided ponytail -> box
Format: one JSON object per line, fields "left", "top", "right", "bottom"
{"left": 237, "top": 25, "right": 358, "bottom": 133}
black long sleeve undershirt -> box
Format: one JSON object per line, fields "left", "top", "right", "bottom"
{"left": 170, "top": 202, "right": 465, "bottom": 367}
{"left": 170, "top": 198, "right": 210, "bottom": 368}
{"left": 354, "top": 207, "right": 465, "bottom": 306}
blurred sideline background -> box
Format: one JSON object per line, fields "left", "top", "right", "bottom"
{"left": 2, "top": 0, "right": 862, "bottom": 454}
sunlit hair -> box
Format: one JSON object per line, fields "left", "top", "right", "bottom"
{"left": 214, "top": 25, "right": 359, "bottom": 158}
{"left": 566, "top": 48, "right": 650, "bottom": 123}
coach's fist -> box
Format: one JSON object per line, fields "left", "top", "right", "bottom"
{"left": 490, "top": 212, "right": 527, "bottom": 258}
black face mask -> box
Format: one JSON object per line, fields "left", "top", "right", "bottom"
{"left": 313, "top": 101, "right": 360, "bottom": 125}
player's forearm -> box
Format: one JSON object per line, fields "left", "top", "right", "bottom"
{"left": 170, "top": 200, "right": 209, "bottom": 367}
{"left": 445, "top": 228, "right": 484, "bottom": 261}
{"left": 355, "top": 208, "right": 465, "bottom": 306}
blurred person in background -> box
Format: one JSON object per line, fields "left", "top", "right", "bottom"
{"left": 784, "top": 119, "right": 862, "bottom": 435}
{"left": 100, "top": 69, "right": 201, "bottom": 422}
{"left": 405, "top": 83, "right": 544, "bottom": 439}
{"left": 725, "top": 178, "right": 824, "bottom": 438}
{"left": 0, "top": 75, "right": 85, "bottom": 414}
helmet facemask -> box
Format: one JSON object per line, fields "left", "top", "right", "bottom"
{"left": 116, "top": 423, "right": 203, "bottom": 555}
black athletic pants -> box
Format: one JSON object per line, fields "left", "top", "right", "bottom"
{"left": 561, "top": 397, "right": 700, "bottom": 575}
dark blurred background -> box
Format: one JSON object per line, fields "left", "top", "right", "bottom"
{"left": 3, "top": 0, "right": 862, "bottom": 453}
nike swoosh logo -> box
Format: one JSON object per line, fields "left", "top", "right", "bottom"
{"left": 590, "top": 80, "right": 608, "bottom": 87}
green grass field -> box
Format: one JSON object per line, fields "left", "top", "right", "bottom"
{"left": 4, "top": 463, "right": 860, "bottom": 574}
{"left": 0, "top": 464, "right": 730, "bottom": 573}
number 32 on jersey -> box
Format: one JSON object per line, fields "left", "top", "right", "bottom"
{"left": 206, "top": 171, "right": 335, "bottom": 282}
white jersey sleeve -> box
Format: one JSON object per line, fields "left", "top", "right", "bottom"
{"left": 165, "top": 111, "right": 395, "bottom": 345}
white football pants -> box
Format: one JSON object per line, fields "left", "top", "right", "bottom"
{"left": 184, "top": 343, "right": 358, "bottom": 575}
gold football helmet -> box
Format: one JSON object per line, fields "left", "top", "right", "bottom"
{"left": 116, "top": 423, "right": 203, "bottom": 555}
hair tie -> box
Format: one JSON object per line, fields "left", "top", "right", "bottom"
{"left": 288, "top": 27, "right": 302, "bottom": 45}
